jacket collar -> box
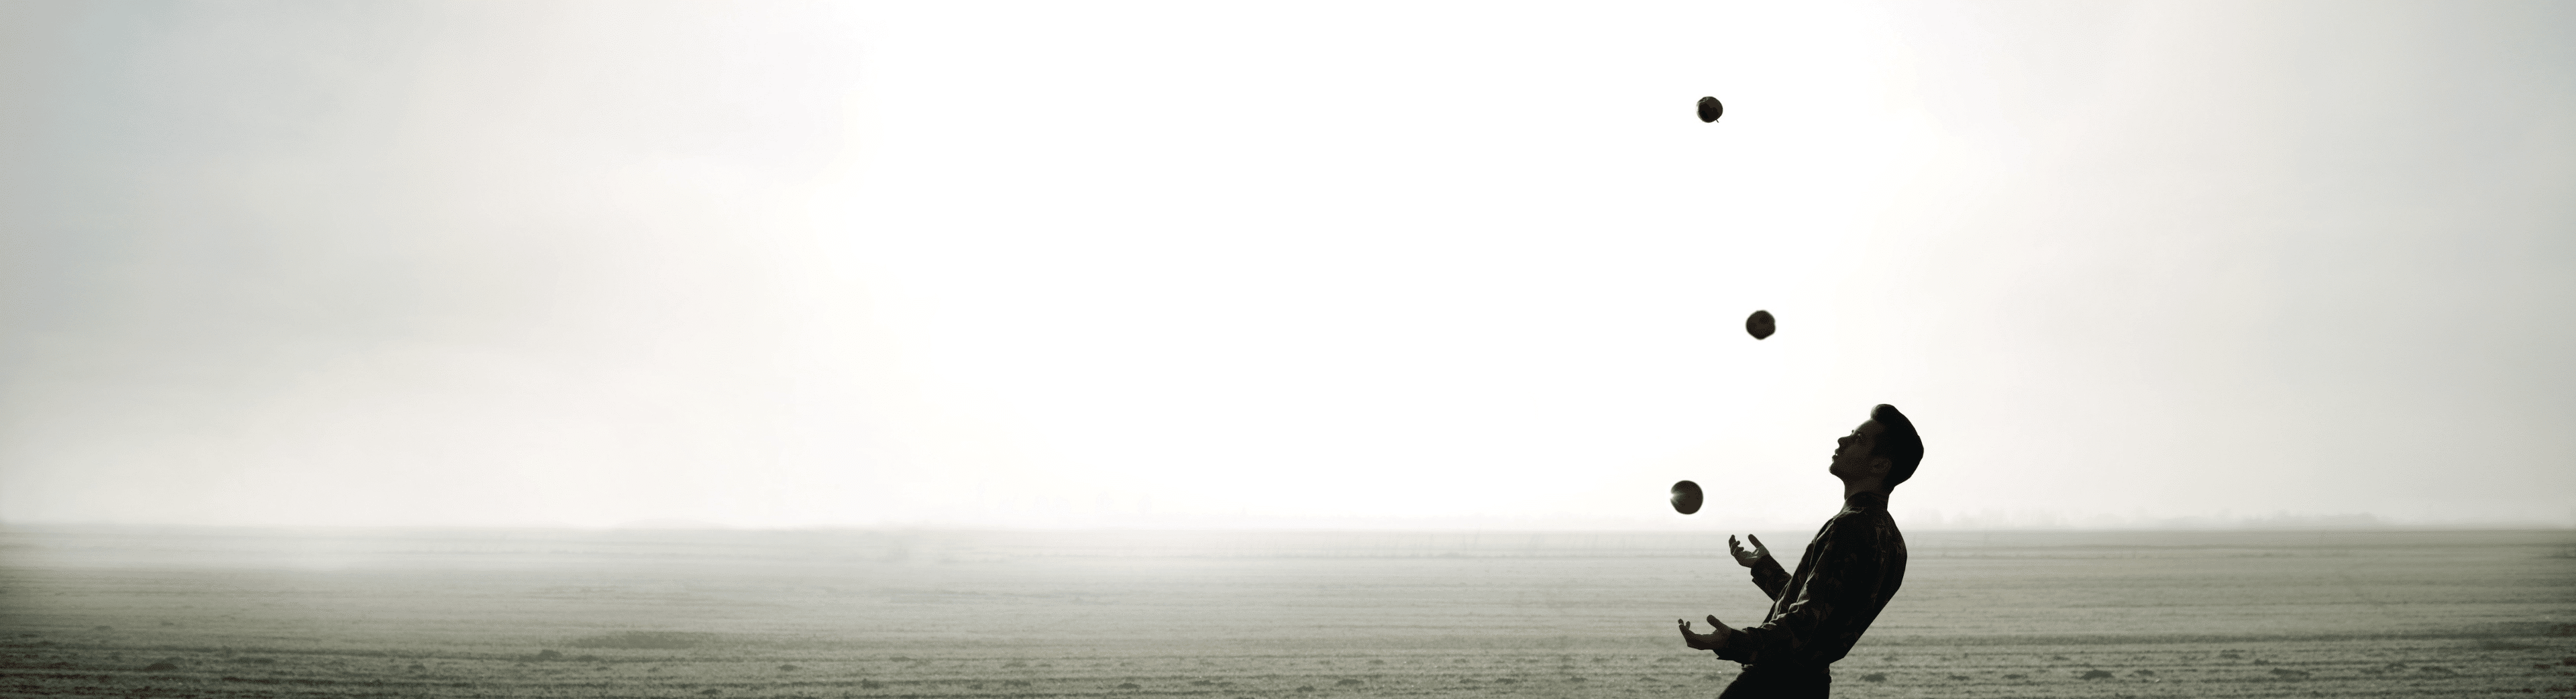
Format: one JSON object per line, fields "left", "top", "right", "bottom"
{"left": 1842, "top": 490, "right": 1889, "bottom": 512}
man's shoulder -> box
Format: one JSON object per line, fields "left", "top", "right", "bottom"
{"left": 1824, "top": 508, "right": 1903, "bottom": 544}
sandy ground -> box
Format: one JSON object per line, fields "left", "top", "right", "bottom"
{"left": 3, "top": 527, "right": 2572, "bottom": 698}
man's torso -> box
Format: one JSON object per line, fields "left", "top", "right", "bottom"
{"left": 1761, "top": 494, "right": 1909, "bottom": 666}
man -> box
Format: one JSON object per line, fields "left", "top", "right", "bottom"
{"left": 1676, "top": 404, "right": 1921, "bottom": 698}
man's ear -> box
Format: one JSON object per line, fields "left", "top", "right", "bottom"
{"left": 1867, "top": 455, "right": 1894, "bottom": 477}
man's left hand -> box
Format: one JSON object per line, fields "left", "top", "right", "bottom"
{"left": 1676, "top": 614, "right": 1739, "bottom": 652}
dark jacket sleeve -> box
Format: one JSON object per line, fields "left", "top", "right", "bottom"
{"left": 1748, "top": 555, "right": 1790, "bottom": 600}
{"left": 1721, "top": 524, "right": 1892, "bottom": 666}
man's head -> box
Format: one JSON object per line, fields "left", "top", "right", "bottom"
{"left": 1828, "top": 404, "right": 1924, "bottom": 492}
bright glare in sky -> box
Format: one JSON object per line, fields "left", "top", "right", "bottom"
{"left": 1, "top": 1, "right": 2569, "bottom": 530}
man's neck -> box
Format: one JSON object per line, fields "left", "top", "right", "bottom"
{"left": 1841, "top": 480, "right": 1889, "bottom": 500}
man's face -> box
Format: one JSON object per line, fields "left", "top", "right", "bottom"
{"left": 1828, "top": 419, "right": 1888, "bottom": 482}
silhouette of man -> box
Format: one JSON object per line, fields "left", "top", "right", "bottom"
{"left": 1676, "top": 404, "right": 1920, "bottom": 698}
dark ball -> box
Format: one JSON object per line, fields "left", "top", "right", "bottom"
{"left": 1670, "top": 480, "right": 1704, "bottom": 515}
{"left": 1697, "top": 97, "right": 1723, "bottom": 123}
{"left": 1746, "top": 310, "right": 1775, "bottom": 339}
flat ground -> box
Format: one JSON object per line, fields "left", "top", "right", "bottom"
{"left": 3, "top": 527, "right": 2571, "bottom": 698}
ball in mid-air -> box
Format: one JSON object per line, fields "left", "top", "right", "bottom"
{"left": 1670, "top": 480, "right": 1705, "bottom": 515}
{"left": 1745, "top": 310, "right": 1776, "bottom": 339}
{"left": 1697, "top": 97, "right": 1723, "bottom": 123}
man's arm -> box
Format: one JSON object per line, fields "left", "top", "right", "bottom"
{"left": 1722, "top": 523, "right": 1897, "bottom": 666}
{"left": 1731, "top": 535, "right": 1790, "bottom": 600}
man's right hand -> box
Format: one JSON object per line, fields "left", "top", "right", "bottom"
{"left": 1727, "top": 534, "right": 1772, "bottom": 569}
{"left": 1678, "top": 615, "right": 1742, "bottom": 653}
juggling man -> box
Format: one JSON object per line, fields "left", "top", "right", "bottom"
{"left": 1678, "top": 404, "right": 1921, "bottom": 698}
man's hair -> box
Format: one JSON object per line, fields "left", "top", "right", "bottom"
{"left": 1870, "top": 404, "right": 1924, "bottom": 488}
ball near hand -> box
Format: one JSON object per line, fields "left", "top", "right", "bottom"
{"left": 1697, "top": 97, "right": 1723, "bottom": 123}
{"left": 1670, "top": 480, "right": 1705, "bottom": 515}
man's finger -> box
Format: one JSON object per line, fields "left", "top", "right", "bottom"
{"left": 1706, "top": 614, "right": 1724, "bottom": 629}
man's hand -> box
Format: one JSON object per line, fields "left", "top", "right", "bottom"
{"left": 1677, "top": 614, "right": 1741, "bottom": 652}
{"left": 1728, "top": 535, "right": 1772, "bottom": 569}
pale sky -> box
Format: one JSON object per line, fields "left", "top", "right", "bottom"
{"left": 2, "top": 1, "right": 2569, "bottom": 530}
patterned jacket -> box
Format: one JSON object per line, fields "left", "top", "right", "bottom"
{"left": 1717, "top": 491, "right": 1908, "bottom": 667}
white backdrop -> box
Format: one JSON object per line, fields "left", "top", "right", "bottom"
{"left": 2, "top": 1, "right": 2569, "bottom": 529}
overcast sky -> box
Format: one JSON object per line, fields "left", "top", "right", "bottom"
{"left": 3, "top": 0, "right": 2569, "bottom": 530}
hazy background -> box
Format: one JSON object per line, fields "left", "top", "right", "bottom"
{"left": 3, "top": 0, "right": 2569, "bottom": 531}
